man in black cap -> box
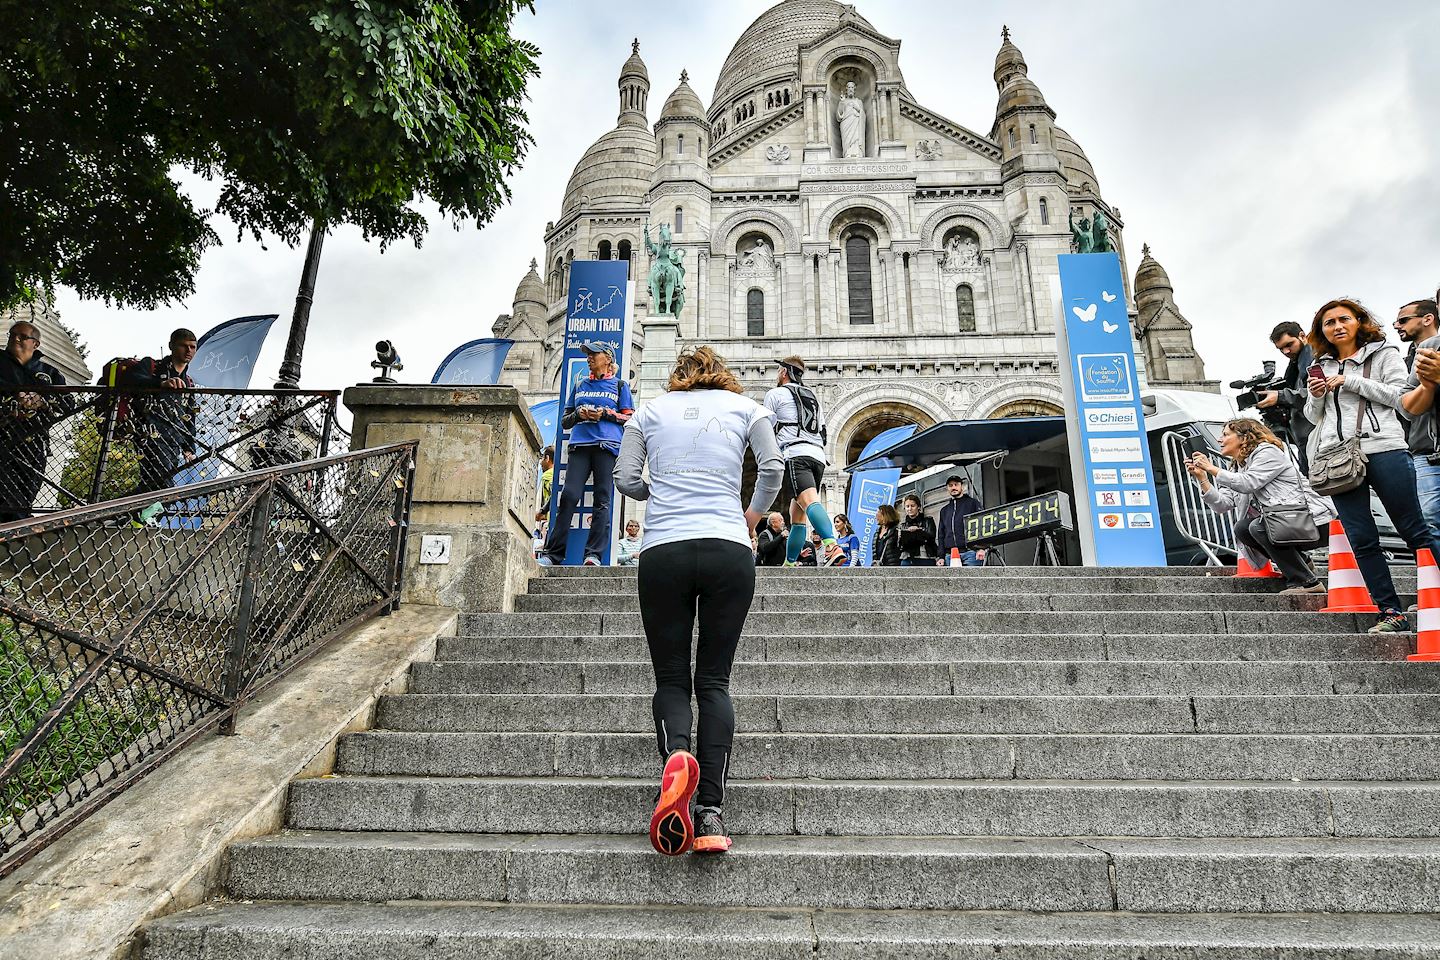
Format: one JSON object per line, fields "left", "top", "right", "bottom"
{"left": 539, "top": 340, "right": 634, "bottom": 566}
{"left": 763, "top": 355, "right": 844, "bottom": 566}
{"left": 0, "top": 321, "right": 70, "bottom": 521}
{"left": 935, "top": 473, "right": 981, "bottom": 565}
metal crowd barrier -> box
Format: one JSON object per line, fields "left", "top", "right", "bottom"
{"left": 0, "top": 441, "right": 416, "bottom": 876}
{"left": 1159, "top": 430, "right": 1237, "bottom": 566}
{"left": 0, "top": 386, "right": 350, "bottom": 521}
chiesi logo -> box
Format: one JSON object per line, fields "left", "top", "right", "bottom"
{"left": 1083, "top": 406, "right": 1138, "bottom": 433}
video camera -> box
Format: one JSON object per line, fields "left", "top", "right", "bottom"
{"left": 1230, "top": 361, "right": 1285, "bottom": 413}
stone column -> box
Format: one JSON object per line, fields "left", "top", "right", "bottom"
{"left": 344, "top": 385, "right": 542, "bottom": 613}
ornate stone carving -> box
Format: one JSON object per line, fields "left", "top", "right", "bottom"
{"left": 940, "top": 233, "right": 982, "bottom": 273}
{"left": 916, "top": 139, "right": 943, "bottom": 161}
{"left": 799, "top": 179, "right": 910, "bottom": 196}
{"left": 836, "top": 81, "right": 865, "bottom": 159}
{"left": 765, "top": 143, "right": 791, "bottom": 163}
{"left": 735, "top": 237, "right": 777, "bottom": 278}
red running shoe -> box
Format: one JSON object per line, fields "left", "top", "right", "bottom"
{"left": 649, "top": 750, "right": 699, "bottom": 855}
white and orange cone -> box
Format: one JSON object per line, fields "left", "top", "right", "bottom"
{"left": 1409, "top": 548, "right": 1440, "bottom": 661}
{"left": 1234, "top": 556, "right": 1283, "bottom": 579}
{"left": 1320, "top": 519, "right": 1379, "bottom": 613}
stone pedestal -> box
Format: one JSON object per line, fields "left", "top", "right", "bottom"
{"left": 344, "top": 384, "right": 541, "bottom": 612}
{"left": 637, "top": 315, "right": 680, "bottom": 400}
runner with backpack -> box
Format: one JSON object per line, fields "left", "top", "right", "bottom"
{"left": 764, "top": 356, "right": 845, "bottom": 567}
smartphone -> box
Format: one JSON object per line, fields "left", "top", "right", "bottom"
{"left": 1307, "top": 363, "right": 1325, "bottom": 382}
{"left": 1180, "top": 435, "right": 1213, "bottom": 462}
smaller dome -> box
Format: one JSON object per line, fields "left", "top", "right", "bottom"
{"left": 621, "top": 38, "right": 648, "bottom": 83}
{"left": 1134, "top": 244, "right": 1174, "bottom": 309}
{"left": 996, "top": 76, "right": 1047, "bottom": 115}
{"left": 562, "top": 124, "right": 658, "bottom": 214}
{"left": 993, "top": 26, "right": 1028, "bottom": 85}
{"left": 1054, "top": 126, "right": 1101, "bottom": 195}
{"left": 514, "top": 258, "right": 545, "bottom": 307}
{"left": 659, "top": 70, "right": 706, "bottom": 124}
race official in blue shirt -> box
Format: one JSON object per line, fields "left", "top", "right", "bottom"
{"left": 539, "top": 341, "right": 635, "bottom": 566}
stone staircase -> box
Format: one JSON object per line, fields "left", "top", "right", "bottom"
{"left": 143, "top": 566, "right": 1440, "bottom": 958}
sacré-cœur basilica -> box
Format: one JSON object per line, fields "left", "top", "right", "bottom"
{"left": 490, "top": 0, "right": 1217, "bottom": 508}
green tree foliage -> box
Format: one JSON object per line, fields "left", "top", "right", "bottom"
{"left": 0, "top": 0, "right": 540, "bottom": 309}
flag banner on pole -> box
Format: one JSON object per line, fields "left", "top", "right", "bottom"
{"left": 191, "top": 315, "right": 278, "bottom": 389}
{"left": 431, "top": 338, "right": 515, "bottom": 385}
{"left": 846, "top": 423, "right": 917, "bottom": 567}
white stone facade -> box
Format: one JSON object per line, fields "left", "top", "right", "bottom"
{"left": 491, "top": 1, "right": 1213, "bottom": 507}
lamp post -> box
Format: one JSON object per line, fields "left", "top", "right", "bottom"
{"left": 274, "top": 219, "right": 326, "bottom": 390}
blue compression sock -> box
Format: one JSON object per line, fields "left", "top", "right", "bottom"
{"left": 806, "top": 502, "right": 837, "bottom": 543}
{"left": 786, "top": 524, "right": 809, "bottom": 563}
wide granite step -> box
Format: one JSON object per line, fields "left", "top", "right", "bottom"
{"left": 220, "top": 831, "right": 1440, "bottom": 913}
{"left": 436, "top": 631, "right": 1418, "bottom": 662}
{"left": 140, "top": 901, "right": 1440, "bottom": 960}
{"left": 376, "top": 692, "right": 1440, "bottom": 735}
{"left": 409, "top": 659, "right": 1440, "bottom": 697}
{"left": 524, "top": 573, "right": 1359, "bottom": 595}
{"left": 285, "top": 775, "right": 1440, "bottom": 838}
{"left": 334, "top": 730, "right": 1440, "bottom": 780}
{"left": 510, "top": 591, "right": 1378, "bottom": 613}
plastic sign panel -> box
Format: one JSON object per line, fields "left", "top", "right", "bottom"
{"left": 1055, "top": 253, "right": 1167, "bottom": 566}
{"left": 845, "top": 423, "right": 917, "bottom": 567}
{"left": 547, "top": 260, "right": 634, "bottom": 564}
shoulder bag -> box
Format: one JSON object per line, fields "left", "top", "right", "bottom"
{"left": 1307, "top": 356, "right": 1372, "bottom": 496}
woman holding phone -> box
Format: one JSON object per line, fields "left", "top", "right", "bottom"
{"left": 1304, "top": 298, "right": 1439, "bottom": 632}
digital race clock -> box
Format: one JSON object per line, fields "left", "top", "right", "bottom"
{"left": 963, "top": 491, "right": 1074, "bottom": 548}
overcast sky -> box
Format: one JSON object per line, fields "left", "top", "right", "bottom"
{"left": 56, "top": 0, "right": 1440, "bottom": 401}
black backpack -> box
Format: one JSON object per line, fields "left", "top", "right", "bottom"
{"left": 779, "top": 384, "right": 827, "bottom": 444}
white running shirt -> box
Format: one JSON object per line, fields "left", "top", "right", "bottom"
{"left": 763, "top": 385, "right": 828, "bottom": 464}
{"left": 625, "top": 390, "right": 776, "bottom": 552}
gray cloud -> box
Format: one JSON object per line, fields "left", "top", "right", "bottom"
{"left": 56, "top": 0, "right": 1440, "bottom": 398}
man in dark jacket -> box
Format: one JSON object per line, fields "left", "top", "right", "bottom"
{"left": 1258, "top": 322, "right": 1314, "bottom": 473}
{"left": 122, "top": 328, "right": 199, "bottom": 495}
{"left": 755, "top": 512, "right": 788, "bottom": 566}
{"left": 0, "top": 322, "right": 70, "bottom": 522}
{"left": 935, "top": 474, "right": 981, "bottom": 566}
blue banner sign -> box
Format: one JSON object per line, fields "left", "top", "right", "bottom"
{"left": 190, "top": 315, "right": 277, "bottom": 388}
{"left": 1056, "top": 252, "right": 1167, "bottom": 566}
{"left": 431, "top": 338, "right": 514, "bottom": 385}
{"left": 845, "top": 423, "right": 917, "bottom": 567}
{"left": 548, "top": 260, "right": 633, "bottom": 564}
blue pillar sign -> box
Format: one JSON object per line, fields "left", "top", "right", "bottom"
{"left": 1056, "top": 252, "right": 1167, "bottom": 567}
{"left": 548, "top": 260, "right": 634, "bottom": 565}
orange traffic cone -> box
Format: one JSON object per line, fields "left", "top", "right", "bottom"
{"left": 1320, "top": 519, "right": 1379, "bottom": 613}
{"left": 1408, "top": 548, "right": 1440, "bottom": 661}
{"left": 949, "top": 547, "right": 962, "bottom": 567}
{"left": 1234, "top": 556, "right": 1283, "bottom": 578}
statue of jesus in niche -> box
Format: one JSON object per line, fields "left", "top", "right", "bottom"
{"left": 836, "top": 80, "right": 865, "bottom": 158}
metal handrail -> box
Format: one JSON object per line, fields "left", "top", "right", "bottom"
{"left": 0, "top": 385, "right": 348, "bottom": 520}
{"left": 1159, "top": 430, "right": 1238, "bottom": 566}
{"left": 0, "top": 441, "right": 417, "bottom": 876}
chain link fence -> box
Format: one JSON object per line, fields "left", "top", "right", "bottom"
{"left": 0, "top": 441, "right": 416, "bottom": 876}
{"left": 0, "top": 386, "right": 349, "bottom": 522}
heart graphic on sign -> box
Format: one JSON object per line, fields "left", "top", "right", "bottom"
{"left": 1102, "top": 290, "right": 1117, "bottom": 303}
{"left": 1072, "top": 303, "right": 1097, "bottom": 323}
{"left": 1102, "top": 321, "right": 1119, "bottom": 333}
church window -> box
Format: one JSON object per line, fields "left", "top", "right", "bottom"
{"left": 845, "top": 234, "right": 874, "bottom": 325}
{"left": 678, "top": 134, "right": 684, "bottom": 154}
{"left": 783, "top": 89, "right": 791, "bottom": 105}
{"left": 1029, "top": 124, "right": 1038, "bottom": 144}
{"left": 766, "top": 93, "right": 773, "bottom": 109}
{"left": 598, "top": 240, "right": 612, "bottom": 260}
{"left": 1039, "top": 198, "right": 1049, "bottom": 225}
{"left": 674, "top": 206, "right": 684, "bottom": 233}
{"left": 747, "top": 289, "right": 765, "bottom": 336}
{"left": 1008, "top": 127, "right": 1018, "bottom": 148}
{"left": 618, "top": 240, "right": 632, "bottom": 278}
{"left": 956, "top": 284, "right": 976, "bottom": 332}
{"left": 699, "top": 135, "right": 704, "bottom": 153}
{"left": 659, "top": 138, "right": 664, "bottom": 157}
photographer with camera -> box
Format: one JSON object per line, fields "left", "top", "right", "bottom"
{"left": 1397, "top": 297, "right": 1440, "bottom": 543}
{"left": 1250, "top": 322, "right": 1314, "bottom": 472}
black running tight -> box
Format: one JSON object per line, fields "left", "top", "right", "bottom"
{"left": 637, "top": 538, "right": 756, "bottom": 808}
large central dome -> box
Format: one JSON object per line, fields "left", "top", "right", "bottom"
{"left": 711, "top": 0, "right": 873, "bottom": 111}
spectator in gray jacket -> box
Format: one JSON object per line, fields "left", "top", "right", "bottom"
{"left": 1188, "top": 418, "right": 1333, "bottom": 594}
{"left": 1304, "top": 298, "right": 1440, "bottom": 633}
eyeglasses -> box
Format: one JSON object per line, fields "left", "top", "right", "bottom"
{"left": 13, "top": 335, "right": 39, "bottom": 345}
{"left": 1398, "top": 315, "right": 1422, "bottom": 323}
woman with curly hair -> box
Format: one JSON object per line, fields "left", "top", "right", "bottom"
{"left": 614, "top": 346, "right": 784, "bottom": 856}
{"left": 1187, "top": 418, "right": 1334, "bottom": 593}
{"left": 1302, "top": 297, "right": 1440, "bottom": 632}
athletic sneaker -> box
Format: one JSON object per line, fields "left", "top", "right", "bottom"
{"left": 1278, "top": 581, "right": 1325, "bottom": 595}
{"left": 692, "top": 805, "right": 732, "bottom": 854}
{"left": 649, "top": 750, "right": 699, "bottom": 856}
{"left": 1368, "top": 614, "right": 1410, "bottom": 634}
{"left": 535, "top": 556, "right": 554, "bottom": 567}
{"left": 781, "top": 560, "right": 797, "bottom": 568}
{"left": 583, "top": 555, "right": 601, "bottom": 566}
{"left": 820, "top": 542, "right": 846, "bottom": 567}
